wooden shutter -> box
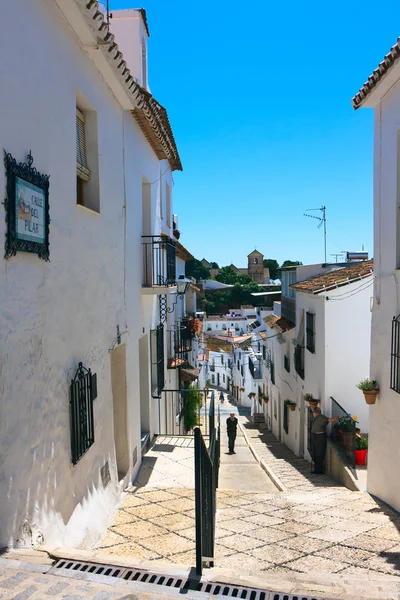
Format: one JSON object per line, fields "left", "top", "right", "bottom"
{"left": 76, "top": 108, "right": 91, "bottom": 182}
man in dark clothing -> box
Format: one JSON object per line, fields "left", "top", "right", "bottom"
{"left": 226, "top": 412, "right": 238, "bottom": 454}
{"left": 311, "top": 407, "right": 339, "bottom": 474}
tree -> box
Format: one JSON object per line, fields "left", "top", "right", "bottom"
{"left": 263, "top": 259, "right": 279, "bottom": 280}
{"left": 185, "top": 258, "right": 210, "bottom": 281}
{"left": 281, "top": 260, "right": 303, "bottom": 268}
{"left": 215, "top": 266, "right": 239, "bottom": 285}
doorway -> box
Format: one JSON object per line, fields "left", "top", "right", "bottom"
{"left": 110, "top": 343, "right": 129, "bottom": 480}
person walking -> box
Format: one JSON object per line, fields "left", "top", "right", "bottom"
{"left": 226, "top": 412, "right": 238, "bottom": 454}
{"left": 219, "top": 391, "right": 224, "bottom": 403}
{"left": 311, "top": 407, "right": 339, "bottom": 474}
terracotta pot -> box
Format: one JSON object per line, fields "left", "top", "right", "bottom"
{"left": 343, "top": 432, "right": 353, "bottom": 452}
{"left": 363, "top": 390, "right": 378, "bottom": 405}
{"left": 263, "top": 399, "right": 269, "bottom": 404}
{"left": 289, "top": 404, "right": 296, "bottom": 412}
{"left": 308, "top": 401, "right": 319, "bottom": 410}
{"left": 355, "top": 449, "right": 368, "bottom": 466}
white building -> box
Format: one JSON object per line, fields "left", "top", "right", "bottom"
{"left": 263, "top": 261, "right": 373, "bottom": 460}
{"left": 0, "top": 0, "right": 196, "bottom": 550}
{"left": 352, "top": 38, "right": 400, "bottom": 511}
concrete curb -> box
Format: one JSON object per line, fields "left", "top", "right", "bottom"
{"left": 238, "top": 421, "right": 287, "bottom": 492}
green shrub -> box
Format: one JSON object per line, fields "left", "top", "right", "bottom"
{"left": 181, "top": 386, "right": 201, "bottom": 433}
{"left": 356, "top": 436, "right": 368, "bottom": 450}
{"left": 357, "top": 378, "right": 379, "bottom": 391}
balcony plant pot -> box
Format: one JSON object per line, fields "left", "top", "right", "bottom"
{"left": 263, "top": 398, "right": 269, "bottom": 404}
{"left": 362, "top": 390, "right": 378, "bottom": 405}
{"left": 304, "top": 393, "right": 319, "bottom": 410}
{"left": 355, "top": 449, "right": 368, "bottom": 466}
{"left": 357, "top": 379, "right": 379, "bottom": 405}
{"left": 289, "top": 403, "right": 296, "bottom": 412}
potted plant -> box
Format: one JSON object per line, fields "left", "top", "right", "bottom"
{"left": 355, "top": 436, "right": 368, "bottom": 466}
{"left": 263, "top": 396, "right": 269, "bottom": 404}
{"left": 304, "top": 393, "right": 319, "bottom": 410}
{"left": 357, "top": 379, "right": 379, "bottom": 405}
{"left": 337, "top": 416, "right": 356, "bottom": 452}
{"left": 248, "top": 392, "right": 256, "bottom": 399}
{"left": 289, "top": 402, "right": 296, "bottom": 412}
{"left": 240, "top": 387, "right": 245, "bottom": 392}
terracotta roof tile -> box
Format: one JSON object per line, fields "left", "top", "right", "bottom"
{"left": 291, "top": 260, "right": 373, "bottom": 294}
{"left": 180, "top": 365, "right": 201, "bottom": 382}
{"left": 264, "top": 315, "right": 295, "bottom": 333}
{"left": 352, "top": 39, "right": 400, "bottom": 109}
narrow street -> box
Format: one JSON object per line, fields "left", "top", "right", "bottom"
{"left": 95, "top": 393, "right": 400, "bottom": 581}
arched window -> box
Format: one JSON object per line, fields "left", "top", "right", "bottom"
{"left": 254, "top": 257, "right": 258, "bottom": 264}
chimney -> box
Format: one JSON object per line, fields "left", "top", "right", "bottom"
{"left": 110, "top": 9, "right": 149, "bottom": 89}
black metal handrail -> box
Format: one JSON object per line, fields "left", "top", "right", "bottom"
{"left": 330, "top": 396, "right": 356, "bottom": 468}
{"left": 194, "top": 399, "right": 220, "bottom": 576}
{"left": 142, "top": 235, "right": 176, "bottom": 287}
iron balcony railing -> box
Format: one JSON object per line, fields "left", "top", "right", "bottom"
{"left": 294, "top": 345, "right": 304, "bottom": 379}
{"left": 142, "top": 235, "right": 176, "bottom": 287}
{"left": 249, "top": 356, "right": 262, "bottom": 379}
{"left": 167, "top": 323, "right": 191, "bottom": 369}
{"left": 330, "top": 396, "right": 356, "bottom": 469}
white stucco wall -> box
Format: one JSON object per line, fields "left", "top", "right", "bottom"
{"left": 366, "top": 77, "right": 400, "bottom": 511}
{"left": 324, "top": 282, "right": 372, "bottom": 433}
{"left": 0, "top": 0, "right": 178, "bottom": 549}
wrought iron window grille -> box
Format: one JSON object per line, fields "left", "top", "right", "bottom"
{"left": 69, "top": 362, "right": 97, "bottom": 465}
{"left": 151, "top": 324, "right": 165, "bottom": 398}
{"left": 390, "top": 315, "right": 400, "bottom": 393}
{"left": 306, "top": 312, "right": 315, "bottom": 353}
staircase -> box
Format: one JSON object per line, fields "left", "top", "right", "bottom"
{"left": 252, "top": 412, "right": 265, "bottom": 425}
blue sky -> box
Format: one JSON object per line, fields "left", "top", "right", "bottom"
{"left": 111, "top": 0, "right": 399, "bottom": 267}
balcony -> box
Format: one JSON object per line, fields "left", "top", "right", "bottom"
{"left": 142, "top": 235, "right": 176, "bottom": 292}
{"left": 249, "top": 357, "right": 262, "bottom": 380}
{"left": 167, "top": 323, "right": 191, "bottom": 369}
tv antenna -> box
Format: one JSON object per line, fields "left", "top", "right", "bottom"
{"left": 106, "top": 0, "right": 112, "bottom": 26}
{"left": 303, "top": 206, "right": 327, "bottom": 263}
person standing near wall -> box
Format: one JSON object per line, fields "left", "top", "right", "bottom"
{"left": 312, "top": 407, "right": 339, "bottom": 474}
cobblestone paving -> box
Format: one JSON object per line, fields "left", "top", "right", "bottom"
{"left": 0, "top": 565, "right": 150, "bottom": 599}
{"left": 97, "top": 417, "right": 400, "bottom": 580}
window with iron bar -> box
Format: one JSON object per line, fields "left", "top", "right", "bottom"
{"left": 306, "top": 312, "right": 315, "bottom": 353}
{"left": 284, "top": 354, "right": 290, "bottom": 372}
{"left": 390, "top": 315, "right": 400, "bottom": 393}
{"left": 151, "top": 325, "right": 165, "bottom": 397}
{"left": 69, "top": 362, "right": 97, "bottom": 465}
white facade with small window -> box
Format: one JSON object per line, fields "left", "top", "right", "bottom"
{"left": 204, "top": 317, "right": 248, "bottom": 334}
{"left": 354, "top": 47, "right": 400, "bottom": 511}
{"left": 264, "top": 267, "right": 372, "bottom": 459}
{"left": 0, "top": 0, "right": 184, "bottom": 550}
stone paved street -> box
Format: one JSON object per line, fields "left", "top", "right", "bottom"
{"left": 0, "top": 558, "right": 176, "bottom": 600}
{"left": 96, "top": 397, "right": 400, "bottom": 581}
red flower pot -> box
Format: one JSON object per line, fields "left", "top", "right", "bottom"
{"left": 355, "top": 449, "right": 368, "bottom": 466}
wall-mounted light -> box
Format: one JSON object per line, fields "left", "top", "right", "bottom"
{"left": 159, "top": 276, "right": 192, "bottom": 324}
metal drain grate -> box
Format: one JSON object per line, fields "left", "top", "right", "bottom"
{"left": 52, "top": 559, "right": 326, "bottom": 600}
